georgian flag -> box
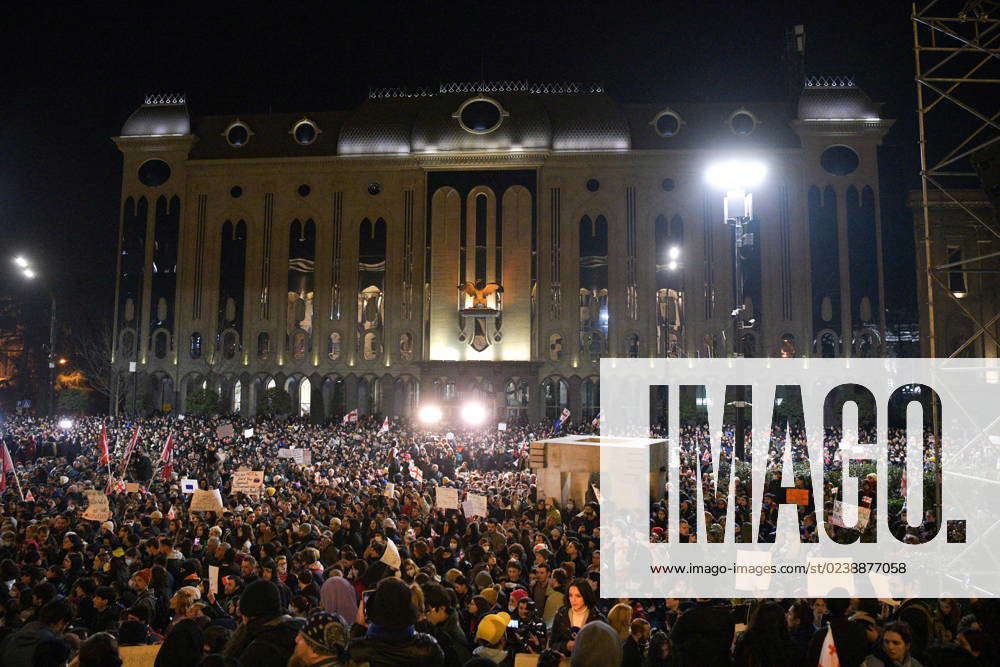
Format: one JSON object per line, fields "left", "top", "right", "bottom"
{"left": 160, "top": 433, "right": 174, "bottom": 481}
{"left": 378, "top": 417, "right": 390, "bottom": 435}
{"left": 555, "top": 408, "right": 571, "bottom": 430}
{"left": 818, "top": 626, "right": 840, "bottom": 667}
{"left": 409, "top": 465, "right": 423, "bottom": 483}
{"left": 0, "top": 442, "right": 15, "bottom": 493}
{"left": 342, "top": 409, "right": 358, "bottom": 424}
{"left": 24, "top": 490, "right": 34, "bottom": 502}
{"left": 166, "top": 505, "right": 176, "bottom": 519}
{"left": 119, "top": 425, "right": 141, "bottom": 478}
{"left": 591, "top": 412, "right": 602, "bottom": 428}
{"left": 98, "top": 424, "right": 110, "bottom": 466}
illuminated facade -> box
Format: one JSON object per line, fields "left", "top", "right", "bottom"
{"left": 112, "top": 80, "right": 893, "bottom": 421}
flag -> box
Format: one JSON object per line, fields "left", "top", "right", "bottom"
{"left": 24, "top": 490, "right": 34, "bottom": 502}
{"left": 342, "top": 409, "right": 358, "bottom": 424}
{"left": 160, "top": 433, "right": 174, "bottom": 481}
{"left": 818, "top": 626, "right": 840, "bottom": 667}
{"left": 119, "top": 425, "right": 141, "bottom": 478}
{"left": 98, "top": 424, "right": 110, "bottom": 466}
{"left": 378, "top": 417, "right": 390, "bottom": 435}
{"left": 555, "top": 408, "right": 571, "bottom": 430}
{"left": 166, "top": 505, "right": 176, "bottom": 519}
{"left": 0, "top": 442, "right": 15, "bottom": 493}
{"left": 409, "top": 465, "right": 423, "bottom": 483}
{"left": 591, "top": 411, "right": 602, "bottom": 428}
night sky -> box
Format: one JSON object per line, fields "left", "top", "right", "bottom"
{"left": 0, "top": 1, "right": 918, "bottom": 334}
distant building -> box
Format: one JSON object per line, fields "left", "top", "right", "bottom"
{"left": 909, "top": 189, "right": 999, "bottom": 357}
{"left": 112, "top": 79, "right": 893, "bottom": 420}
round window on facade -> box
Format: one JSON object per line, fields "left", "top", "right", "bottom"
{"left": 292, "top": 118, "right": 319, "bottom": 145}
{"left": 454, "top": 97, "right": 507, "bottom": 134}
{"left": 728, "top": 110, "right": 758, "bottom": 136}
{"left": 298, "top": 184, "right": 311, "bottom": 197}
{"left": 224, "top": 120, "right": 252, "bottom": 148}
{"left": 652, "top": 110, "right": 683, "bottom": 138}
{"left": 820, "top": 145, "right": 860, "bottom": 176}
{"left": 368, "top": 182, "right": 381, "bottom": 196}
{"left": 137, "top": 159, "right": 171, "bottom": 187}
{"left": 661, "top": 178, "right": 676, "bottom": 192}
{"left": 230, "top": 185, "right": 243, "bottom": 198}
{"left": 586, "top": 178, "right": 600, "bottom": 192}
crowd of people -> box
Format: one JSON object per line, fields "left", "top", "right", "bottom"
{"left": 0, "top": 412, "right": 996, "bottom": 666}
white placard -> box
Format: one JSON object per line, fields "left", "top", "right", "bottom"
{"left": 231, "top": 470, "right": 264, "bottom": 496}
{"left": 216, "top": 423, "right": 234, "bottom": 439}
{"left": 181, "top": 479, "right": 198, "bottom": 494}
{"left": 383, "top": 483, "right": 395, "bottom": 498}
{"left": 435, "top": 486, "right": 459, "bottom": 510}
{"left": 208, "top": 565, "right": 219, "bottom": 595}
{"left": 189, "top": 489, "right": 225, "bottom": 513}
{"left": 83, "top": 490, "right": 111, "bottom": 522}
{"left": 464, "top": 493, "right": 487, "bottom": 517}
{"left": 380, "top": 538, "right": 401, "bottom": 570}
{"left": 125, "top": 482, "right": 140, "bottom": 494}
{"left": 243, "top": 428, "right": 254, "bottom": 438}
{"left": 497, "top": 422, "right": 507, "bottom": 432}
{"left": 277, "top": 448, "right": 311, "bottom": 464}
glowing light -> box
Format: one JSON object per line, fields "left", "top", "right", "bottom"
{"left": 58, "top": 418, "right": 73, "bottom": 430}
{"left": 668, "top": 246, "right": 680, "bottom": 260}
{"left": 22, "top": 268, "right": 36, "bottom": 279}
{"left": 460, "top": 401, "right": 488, "bottom": 426}
{"left": 418, "top": 405, "right": 443, "bottom": 424}
{"left": 668, "top": 261, "right": 678, "bottom": 271}
{"left": 14, "top": 256, "right": 29, "bottom": 268}
{"left": 952, "top": 291, "right": 967, "bottom": 299}
{"left": 58, "top": 358, "right": 67, "bottom": 365}
{"left": 705, "top": 159, "right": 767, "bottom": 191}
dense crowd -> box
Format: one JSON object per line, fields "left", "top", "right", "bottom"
{"left": 0, "top": 412, "right": 996, "bottom": 666}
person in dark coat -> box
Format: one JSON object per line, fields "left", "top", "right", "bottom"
{"left": 223, "top": 579, "right": 303, "bottom": 667}
{"left": 155, "top": 618, "right": 203, "bottom": 667}
{"left": 670, "top": 598, "right": 734, "bottom": 667}
{"left": 732, "top": 602, "right": 796, "bottom": 666}
{"left": 807, "top": 598, "right": 869, "bottom": 667}
{"left": 348, "top": 577, "right": 444, "bottom": 666}
{"left": 420, "top": 582, "right": 472, "bottom": 667}
{"left": 622, "top": 618, "right": 650, "bottom": 667}
{"left": 0, "top": 598, "right": 75, "bottom": 666}
{"left": 548, "top": 578, "right": 604, "bottom": 656}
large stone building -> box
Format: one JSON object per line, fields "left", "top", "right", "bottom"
{"left": 111, "top": 79, "right": 893, "bottom": 421}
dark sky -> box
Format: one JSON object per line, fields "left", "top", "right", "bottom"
{"left": 0, "top": 1, "right": 918, "bottom": 330}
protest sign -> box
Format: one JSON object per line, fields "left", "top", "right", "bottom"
{"left": 189, "top": 489, "right": 225, "bottom": 513}
{"left": 435, "top": 486, "right": 459, "bottom": 510}
{"left": 277, "top": 448, "right": 312, "bottom": 464}
{"left": 208, "top": 565, "right": 219, "bottom": 595}
{"left": 231, "top": 470, "right": 264, "bottom": 496}
{"left": 383, "top": 483, "right": 395, "bottom": 498}
{"left": 380, "top": 538, "right": 401, "bottom": 570}
{"left": 181, "top": 479, "right": 198, "bottom": 494}
{"left": 125, "top": 482, "right": 140, "bottom": 494}
{"left": 497, "top": 422, "right": 507, "bottom": 431}
{"left": 466, "top": 493, "right": 487, "bottom": 517}
{"left": 243, "top": 428, "right": 254, "bottom": 438}
{"left": 786, "top": 489, "right": 810, "bottom": 506}
{"left": 216, "top": 423, "right": 235, "bottom": 439}
{"left": 83, "top": 490, "right": 111, "bottom": 522}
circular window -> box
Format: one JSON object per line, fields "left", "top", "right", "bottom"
{"left": 455, "top": 97, "right": 506, "bottom": 134}
{"left": 652, "top": 111, "right": 682, "bottom": 138}
{"left": 728, "top": 110, "right": 757, "bottom": 136}
{"left": 586, "top": 179, "right": 600, "bottom": 192}
{"left": 225, "top": 120, "right": 252, "bottom": 147}
{"left": 820, "top": 145, "right": 860, "bottom": 176}
{"left": 297, "top": 184, "right": 311, "bottom": 197}
{"left": 292, "top": 119, "right": 319, "bottom": 145}
{"left": 368, "top": 183, "right": 381, "bottom": 196}
{"left": 230, "top": 185, "right": 242, "bottom": 198}
{"left": 661, "top": 178, "right": 676, "bottom": 192}
{"left": 137, "top": 159, "right": 171, "bottom": 187}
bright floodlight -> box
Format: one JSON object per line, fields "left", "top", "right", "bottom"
{"left": 461, "top": 401, "right": 487, "bottom": 426}
{"left": 667, "top": 260, "right": 678, "bottom": 271}
{"left": 418, "top": 405, "right": 443, "bottom": 424}
{"left": 705, "top": 159, "right": 767, "bottom": 191}
{"left": 58, "top": 418, "right": 73, "bottom": 430}
{"left": 668, "top": 246, "right": 680, "bottom": 260}
{"left": 22, "top": 268, "right": 36, "bottom": 279}
{"left": 14, "top": 256, "right": 29, "bottom": 268}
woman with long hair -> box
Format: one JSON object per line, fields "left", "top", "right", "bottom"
{"left": 732, "top": 601, "right": 796, "bottom": 666}
{"left": 549, "top": 578, "right": 604, "bottom": 655}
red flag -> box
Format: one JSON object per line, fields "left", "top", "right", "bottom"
{"left": 24, "top": 490, "right": 34, "bottom": 502}
{"left": 0, "top": 442, "right": 14, "bottom": 493}
{"left": 119, "top": 425, "right": 141, "bottom": 478}
{"left": 160, "top": 433, "right": 174, "bottom": 481}
{"left": 378, "top": 417, "right": 390, "bottom": 435}
{"left": 342, "top": 409, "right": 358, "bottom": 424}
{"left": 98, "top": 424, "right": 110, "bottom": 466}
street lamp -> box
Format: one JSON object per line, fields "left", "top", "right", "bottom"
{"left": 10, "top": 256, "right": 58, "bottom": 416}
{"left": 705, "top": 159, "right": 766, "bottom": 460}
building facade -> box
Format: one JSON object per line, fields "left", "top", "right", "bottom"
{"left": 112, "top": 79, "right": 892, "bottom": 421}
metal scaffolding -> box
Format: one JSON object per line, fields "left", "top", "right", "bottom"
{"left": 913, "top": 0, "right": 1000, "bottom": 358}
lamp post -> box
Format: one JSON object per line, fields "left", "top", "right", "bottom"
{"left": 705, "top": 160, "right": 766, "bottom": 459}
{"left": 12, "top": 256, "right": 58, "bottom": 416}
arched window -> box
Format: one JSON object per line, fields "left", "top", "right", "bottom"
{"left": 257, "top": 332, "right": 270, "bottom": 360}
{"left": 190, "top": 333, "right": 203, "bottom": 359}
{"left": 582, "top": 378, "right": 600, "bottom": 421}
{"left": 625, "top": 333, "right": 640, "bottom": 358}
{"left": 542, "top": 377, "right": 569, "bottom": 421}
{"left": 299, "top": 377, "right": 311, "bottom": 416}
{"left": 399, "top": 333, "right": 413, "bottom": 360}
{"left": 291, "top": 331, "right": 308, "bottom": 360}
{"left": 120, "top": 330, "right": 136, "bottom": 362}
{"left": 232, "top": 380, "right": 243, "bottom": 413}
{"left": 548, "top": 333, "right": 563, "bottom": 361}
{"left": 221, "top": 330, "right": 239, "bottom": 360}
{"left": 816, "top": 331, "right": 839, "bottom": 358}
{"left": 153, "top": 331, "right": 169, "bottom": 359}
{"left": 328, "top": 332, "right": 342, "bottom": 360}
{"left": 779, "top": 333, "right": 797, "bottom": 358}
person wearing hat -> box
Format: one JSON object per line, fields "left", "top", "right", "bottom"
{"left": 473, "top": 611, "right": 513, "bottom": 666}
{"left": 570, "top": 620, "right": 622, "bottom": 667}
{"left": 347, "top": 577, "right": 444, "bottom": 666}
{"left": 222, "top": 578, "right": 303, "bottom": 667}
{"left": 288, "top": 611, "right": 350, "bottom": 666}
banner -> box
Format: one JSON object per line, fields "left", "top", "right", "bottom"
{"left": 83, "top": 490, "right": 111, "bottom": 522}
{"left": 383, "top": 483, "right": 395, "bottom": 498}
{"left": 189, "top": 489, "right": 225, "bottom": 513}
{"left": 462, "top": 493, "right": 487, "bottom": 517}
{"left": 208, "top": 565, "right": 220, "bottom": 595}
{"left": 231, "top": 470, "right": 264, "bottom": 496}
{"left": 181, "top": 479, "right": 198, "bottom": 494}
{"left": 216, "top": 423, "right": 235, "bottom": 439}
{"left": 277, "top": 448, "right": 311, "bottom": 464}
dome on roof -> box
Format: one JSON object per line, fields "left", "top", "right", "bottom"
{"left": 121, "top": 95, "right": 191, "bottom": 137}
{"left": 798, "top": 78, "right": 879, "bottom": 121}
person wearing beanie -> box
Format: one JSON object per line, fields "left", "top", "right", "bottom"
{"left": 222, "top": 579, "right": 302, "bottom": 667}
{"left": 288, "top": 611, "right": 350, "bottom": 666}
{"left": 347, "top": 577, "right": 445, "bottom": 666}
{"left": 570, "top": 620, "right": 622, "bottom": 667}
{"left": 473, "top": 611, "right": 512, "bottom": 666}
